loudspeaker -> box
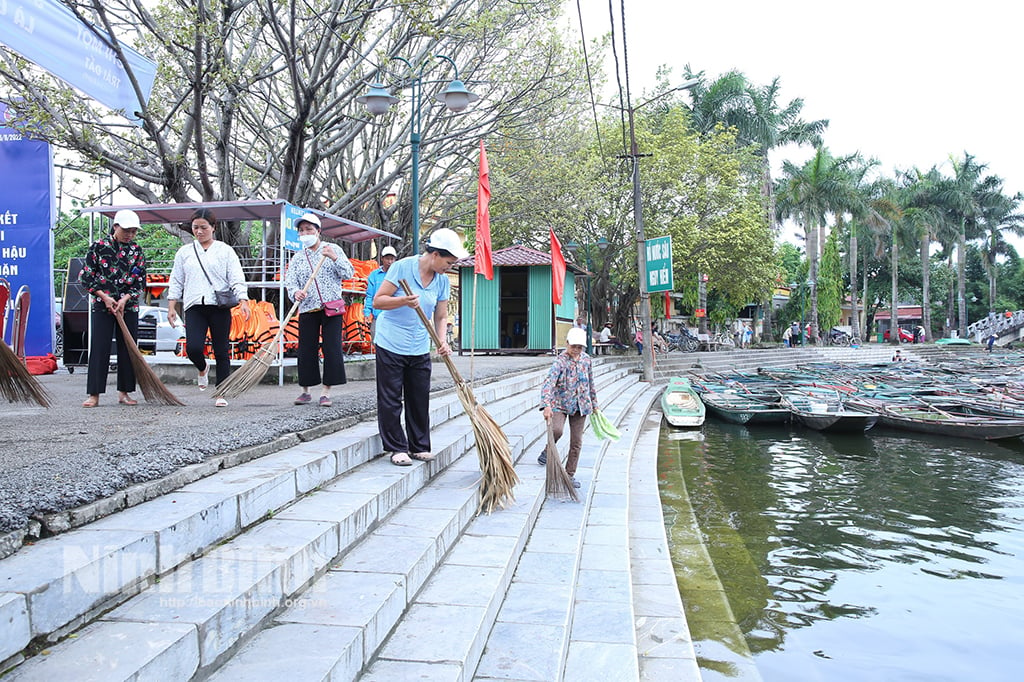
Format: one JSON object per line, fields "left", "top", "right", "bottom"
{"left": 64, "top": 257, "right": 90, "bottom": 312}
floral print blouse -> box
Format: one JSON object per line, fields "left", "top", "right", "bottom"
{"left": 284, "top": 242, "right": 355, "bottom": 314}
{"left": 78, "top": 235, "right": 147, "bottom": 312}
{"left": 541, "top": 350, "right": 598, "bottom": 416}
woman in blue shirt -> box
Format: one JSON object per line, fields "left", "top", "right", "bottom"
{"left": 372, "top": 228, "right": 468, "bottom": 466}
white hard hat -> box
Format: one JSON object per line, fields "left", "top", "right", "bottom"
{"left": 113, "top": 209, "right": 141, "bottom": 230}
{"left": 381, "top": 245, "right": 398, "bottom": 258}
{"left": 566, "top": 327, "right": 587, "bottom": 347}
{"left": 426, "top": 228, "right": 469, "bottom": 259}
{"left": 297, "top": 212, "right": 322, "bottom": 229}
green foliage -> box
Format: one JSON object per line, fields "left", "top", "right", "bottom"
{"left": 818, "top": 230, "right": 843, "bottom": 330}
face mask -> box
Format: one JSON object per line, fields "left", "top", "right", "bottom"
{"left": 299, "top": 234, "right": 318, "bottom": 249}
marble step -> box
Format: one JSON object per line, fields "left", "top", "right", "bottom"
{"left": 206, "top": 375, "right": 653, "bottom": 682}
{"left": 1, "top": 363, "right": 639, "bottom": 680}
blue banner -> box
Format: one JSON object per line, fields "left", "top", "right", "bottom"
{"left": 0, "top": 104, "right": 55, "bottom": 355}
{"left": 0, "top": 0, "right": 157, "bottom": 121}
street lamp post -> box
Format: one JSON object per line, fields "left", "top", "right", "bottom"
{"left": 357, "top": 55, "right": 478, "bottom": 254}
{"left": 623, "top": 79, "right": 699, "bottom": 382}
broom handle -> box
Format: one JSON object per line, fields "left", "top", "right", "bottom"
{"left": 397, "top": 279, "right": 466, "bottom": 387}
{"left": 264, "top": 254, "right": 330, "bottom": 350}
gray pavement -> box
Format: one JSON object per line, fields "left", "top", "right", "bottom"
{"left": 0, "top": 353, "right": 552, "bottom": 536}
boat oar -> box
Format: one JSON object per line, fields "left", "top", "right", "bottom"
{"left": 114, "top": 311, "right": 184, "bottom": 406}
{"left": 215, "top": 255, "right": 328, "bottom": 399}
{"left": 398, "top": 279, "right": 518, "bottom": 513}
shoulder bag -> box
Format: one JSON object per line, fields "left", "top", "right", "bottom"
{"left": 194, "top": 242, "right": 239, "bottom": 308}
{"left": 305, "top": 249, "right": 346, "bottom": 316}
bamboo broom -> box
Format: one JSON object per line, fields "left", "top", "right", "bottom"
{"left": 215, "top": 255, "right": 328, "bottom": 399}
{"left": 0, "top": 340, "right": 52, "bottom": 407}
{"left": 545, "top": 415, "right": 579, "bottom": 501}
{"left": 114, "top": 311, "right": 185, "bottom": 406}
{"left": 398, "top": 279, "right": 518, "bottom": 513}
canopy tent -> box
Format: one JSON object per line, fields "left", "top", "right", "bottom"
{"left": 79, "top": 199, "right": 396, "bottom": 243}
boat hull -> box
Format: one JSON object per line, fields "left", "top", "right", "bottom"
{"left": 661, "top": 377, "right": 706, "bottom": 427}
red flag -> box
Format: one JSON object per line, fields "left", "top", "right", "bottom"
{"left": 665, "top": 291, "right": 672, "bottom": 318}
{"left": 551, "top": 229, "right": 566, "bottom": 305}
{"left": 474, "top": 140, "right": 494, "bottom": 280}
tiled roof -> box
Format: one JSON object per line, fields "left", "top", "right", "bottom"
{"left": 454, "top": 244, "right": 587, "bottom": 274}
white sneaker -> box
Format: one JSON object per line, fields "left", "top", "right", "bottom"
{"left": 198, "top": 369, "right": 209, "bottom": 391}
{"left": 214, "top": 397, "right": 228, "bottom": 407}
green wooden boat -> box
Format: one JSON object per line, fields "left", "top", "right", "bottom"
{"left": 661, "top": 377, "right": 706, "bottom": 427}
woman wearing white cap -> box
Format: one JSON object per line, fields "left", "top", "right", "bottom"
{"left": 79, "top": 209, "right": 147, "bottom": 407}
{"left": 284, "top": 212, "right": 355, "bottom": 407}
{"left": 167, "top": 208, "right": 251, "bottom": 406}
{"left": 364, "top": 244, "right": 398, "bottom": 340}
{"left": 372, "top": 228, "right": 467, "bottom": 466}
{"left": 537, "top": 327, "right": 599, "bottom": 488}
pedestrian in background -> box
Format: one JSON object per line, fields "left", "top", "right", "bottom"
{"left": 285, "top": 212, "right": 355, "bottom": 407}
{"left": 79, "top": 209, "right": 146, "bottom": 408}
{"left": 372, "top": 228, "right": 467, "bottom": 466}
{"left": 364, "top": 244, "right": 397, "bottom": 340}
{"left": 167, "top": 208, "right": 251, "bottom": 406}
{"left": 537, "top": 327, "right": 598, "bottom": 489}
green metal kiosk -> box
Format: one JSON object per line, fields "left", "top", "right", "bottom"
{"left": 455, "top": 245, "right": 581, "bottom": 354}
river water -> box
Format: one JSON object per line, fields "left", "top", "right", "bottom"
{"left": 659, "top": 421, "right": 1024, "bottom": 682}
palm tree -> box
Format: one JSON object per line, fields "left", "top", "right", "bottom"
{"left": 775, "top": 147, "right": 861, "bottom": 342}
{"left": 975, "top": 184, "right": 1024, "bottom": 310}
{"left": 934, "top": 153, "right": 989, "bottom": 336}
{"left": 684, "top": 69, "right": 828, "bottom": 340}
{"left": 897, "top": 167, "right": 950, "bottom": 340}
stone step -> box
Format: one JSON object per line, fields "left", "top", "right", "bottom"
{"left": 0, "top": 361, "right": 640, "bottom": 680}
{"left": 206, "top": 375, "right": 654, "bottom": 681}
{"left": 0, "top": 363, "right": 564, "bottom": 667}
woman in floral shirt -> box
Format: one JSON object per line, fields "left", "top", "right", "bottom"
{"left": 78, "top": 209, "right": 147, "bottom": 408}
{"left": 538, "top": 327, "right": 598, "bottom": 488}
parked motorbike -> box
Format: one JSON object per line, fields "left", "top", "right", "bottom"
{"left": 827, "top": 327, "right": 852, "bottom": 346}
{"left": 666, "top": 327, "right": 700, "bottom": 352}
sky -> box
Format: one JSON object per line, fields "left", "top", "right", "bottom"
{"left": 569, "top": 0, "right": 1023, "bottom": 204}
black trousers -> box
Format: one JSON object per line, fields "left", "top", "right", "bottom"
{"left": 297, "top": 310, "right": 346, "bottom": 388}
{"left": 375, "top": 345, "right": 432, "bottom": 453}
{"left": 86, "top": 308, "right": 138, "bottom": 396}
{"left": 184, "top": 305, "right": 233, "bottom": 385}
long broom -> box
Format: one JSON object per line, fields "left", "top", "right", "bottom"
{"left": 399, "top": 279, "right": 518, "bottom": 513}
{"left": 545, "top": 415, "right": 579, "bottom": 501}
{"left": 114, "top": 311, "right": 185, "bottom": 406}
{"left": 215, "top": 255, "right": 328, "bottom": 399}
{"left": 0, "top": 340, "right": 52, "bottom": 407}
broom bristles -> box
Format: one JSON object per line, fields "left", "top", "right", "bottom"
{"left": 214, "top": 341, "right": 276, "bottom": 398}
{"left": 0, "top": 341, "right": 52, "bottom": 407}
{"left": 214, "top": 255, "right": 329, "bottom": 401}
{"left": 397, "top": 279, "right": 518, "bottom": 514}
{"left": 545, "top": 417, "right": 579, "bottom": 501}
{"left": 452, "top": 382, "right": 518, "bottom": 514}
{"left": 115, "top": 313, "right": 184, "bottom": 406}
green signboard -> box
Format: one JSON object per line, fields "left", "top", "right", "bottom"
{"left": 645, "top": 235, "right": 673, "bottom": 292}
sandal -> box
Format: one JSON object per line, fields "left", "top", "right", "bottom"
{"left": 118, "top": 396, "right": 138, "bottom": 406}
{"left": 390, "top": 452, "right": 412, "bottom": 467}
{"left": 82, "top": 397, "right": 99, "bottom": 408}
{"left": 410, "top": 451, "right": 435, "bottom": 462}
